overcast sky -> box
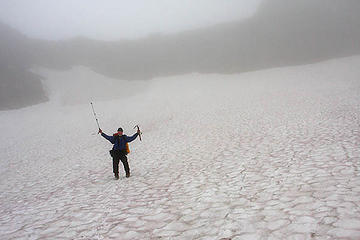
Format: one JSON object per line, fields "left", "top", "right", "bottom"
{"left": 0, "top": 0, "right": 261, "bottom": 41}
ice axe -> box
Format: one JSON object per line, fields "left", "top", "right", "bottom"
{"left": 134, "top": 125, "right": 142, "bottom": 141}
{"left": 90, "top": 102, "right": 101, "bottom": 133}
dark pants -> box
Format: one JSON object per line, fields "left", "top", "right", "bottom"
{"left": 112, "top": 150, "right": 130, "bottom": 175}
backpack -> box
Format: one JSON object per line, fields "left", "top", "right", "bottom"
{"left": 116, "top": 135, "right": 130, "bottom": 154}
{"left": 109, "top": 135, "right": 130, "bottom": 157}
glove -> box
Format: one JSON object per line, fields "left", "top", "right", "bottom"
{"left": 98, "top": 128, "right": 103, "bottom": 134}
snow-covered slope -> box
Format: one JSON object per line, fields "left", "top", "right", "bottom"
{"left": 0, "top": 56, "right": 359, "bottom": 239}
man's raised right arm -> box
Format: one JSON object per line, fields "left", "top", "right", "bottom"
{"left": 99, "top": 129, "right": 114, "bottom": 143}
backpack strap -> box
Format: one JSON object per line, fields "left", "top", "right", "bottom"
{"left": 114, "top": 135, "right": 120, "bottom": 145}
{"left": 115, "top": 135, "right": 127, "bottom": 146}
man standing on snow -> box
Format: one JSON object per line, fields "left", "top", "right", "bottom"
{"left": 98, "top": 127, "right": 140, "bottom": 179}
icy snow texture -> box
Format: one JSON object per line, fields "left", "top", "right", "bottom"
{"left": 0, "top": 56, "right": 360, "bottom": 239}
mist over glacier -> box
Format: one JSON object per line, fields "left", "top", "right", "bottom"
{"left": 1, "top": 0, "right": 360, "bottom": 109}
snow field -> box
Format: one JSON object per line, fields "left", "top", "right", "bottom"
{"left": 0, "top": 56, "right": 360, "bottom": 239}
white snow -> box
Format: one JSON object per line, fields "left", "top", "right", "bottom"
{"left": 1, "top": 56, "right": 360, "bottom": 239}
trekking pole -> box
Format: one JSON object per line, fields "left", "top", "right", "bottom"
{"left": 134, "top": 125, "right": 142, "bottom": 141}
{"left": 90, "top": 102, "right": 101, "bottom": 133}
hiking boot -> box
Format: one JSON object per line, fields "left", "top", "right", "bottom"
{"left": 126, "top": 172, "right": 130, "bottom": 178}
{"left": 115, "top": 173, "right": 119, "bottom": 180}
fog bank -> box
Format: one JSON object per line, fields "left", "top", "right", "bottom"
{"left": 1, "top": 0, "right": 360, "bottom": 110}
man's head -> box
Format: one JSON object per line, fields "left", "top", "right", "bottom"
{"left": 117, "top": 127, "right": 123, "bottom": 136}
